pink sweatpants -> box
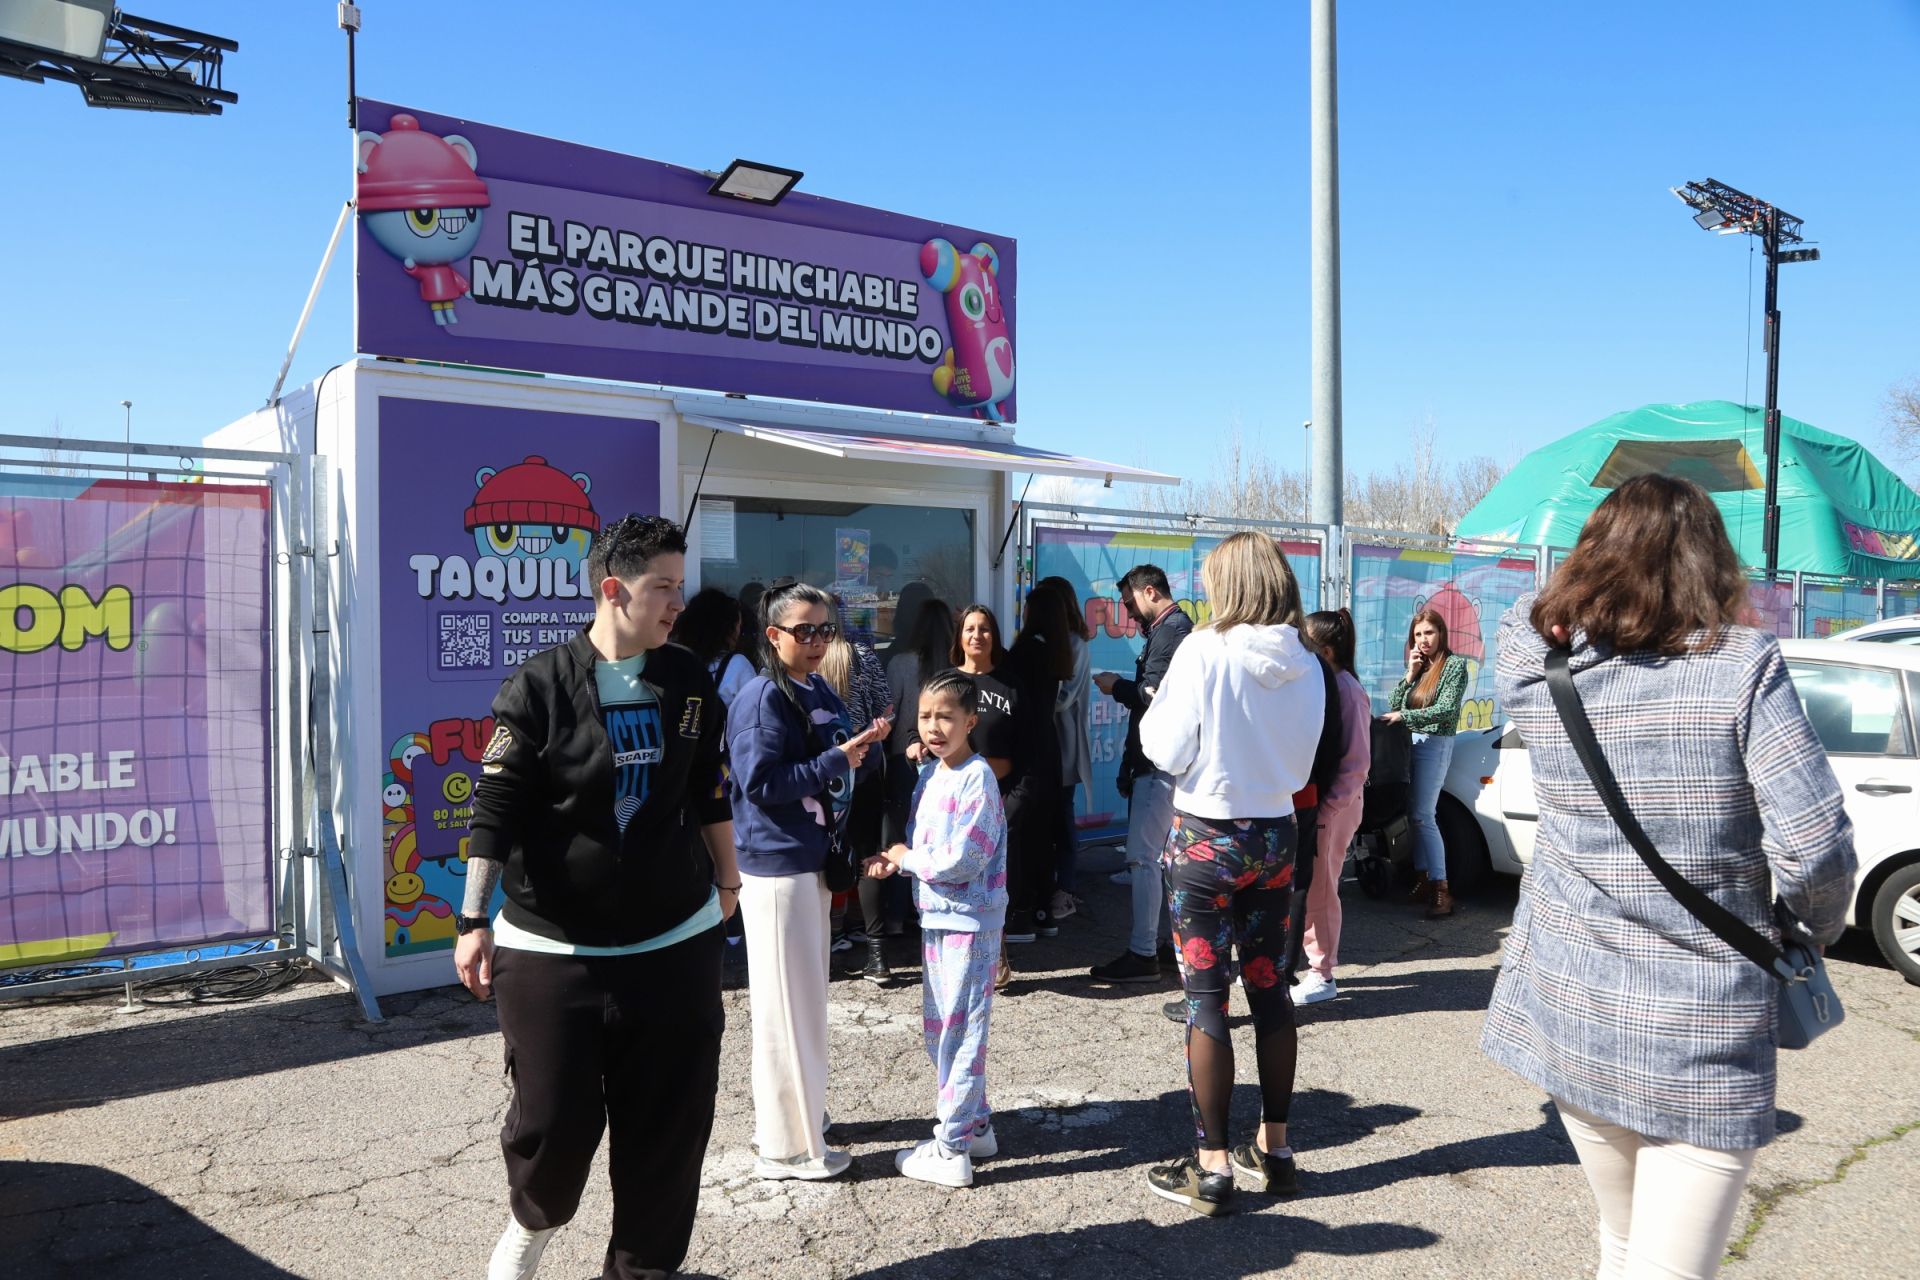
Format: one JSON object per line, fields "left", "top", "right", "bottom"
{"left": 1301, "top": 801, "right": 1361, "bottom": 980}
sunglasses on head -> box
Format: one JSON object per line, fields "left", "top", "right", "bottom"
{"left": 772, "top": 621, "right": 838, "bottom": 644}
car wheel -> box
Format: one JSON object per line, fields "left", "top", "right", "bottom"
{"left": 1869, "top": 861, "right": 1920, "bottom": 986}
{"left": 1437, "top": 795, "right": 1491, "bottom": 896}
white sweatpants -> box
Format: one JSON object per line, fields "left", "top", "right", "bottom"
{"left": 739, "top": 870, "right": 832, "bottom": 1162}
{"left": 1554, "top": 1097, "right": 1760, "bottom": 1280}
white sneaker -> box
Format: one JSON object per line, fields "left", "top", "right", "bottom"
{"left": 754, "top": 1148, "right": 852, "bottom": 1181}
{"left": 896, "top": 1137, "right": 974, "bottom": 1187}
{"left": 932, "top": 1119, "right": 998, "bottom": 1159}
{"left": 1293, "top": 972, "right": 1338, "bottom": 1005}
{"left": 1109, "top": 868, "right": 1133, "bottom": 886}
{"left": 1048, "top": 890, "right": 1078, "bottom": 921}
{"left": 488, "top": 1217, "right": 555, "bottom": 1280}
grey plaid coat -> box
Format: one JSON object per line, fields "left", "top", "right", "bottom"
{"left": 1481, "top": 596, "right": 1856, "bottom": 1151}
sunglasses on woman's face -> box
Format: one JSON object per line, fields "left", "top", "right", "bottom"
{"left": 773, "top": 622, "right": 838, "bottom": 644}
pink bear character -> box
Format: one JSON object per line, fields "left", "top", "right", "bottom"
{"left": 921, "top": 238, "right": 1015, "bottom": 421}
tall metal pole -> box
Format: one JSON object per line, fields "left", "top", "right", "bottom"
{"left": 1309, "top": 0, "right": 1344, "bottom": 529}
{"left": 1761, "top": 207, "right": 1783, "bottom": 582}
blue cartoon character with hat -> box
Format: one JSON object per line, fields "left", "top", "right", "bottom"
{"left": 466, "top": 456, "right": 600, "bottom": 572}
{"left": 357, "top": 113, "right": 491, "bottom": 326}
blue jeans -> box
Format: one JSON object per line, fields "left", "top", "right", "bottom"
{"left": 1408, "top": 732, "right": 1455, "bottom": 879}
{"left": 1125, "top": 770, "right": 1176, "bottom": 957}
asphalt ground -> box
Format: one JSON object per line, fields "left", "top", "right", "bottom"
{"left": 3, "top": 849, "right": 1915, "bottom": 1279}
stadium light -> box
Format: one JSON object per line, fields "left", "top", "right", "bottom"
{"left": 0, "top": 2, "right": 238, "bottom": 115}
{"left": 707, "top": 160, "right": 804, "bottom": 206}
{"left": 1671, "top": 177, "right": 1818, "bottom": 582}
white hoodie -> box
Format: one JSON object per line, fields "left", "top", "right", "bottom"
{"left": 1139, "top": 622, "right": 1326, "bottom": 821}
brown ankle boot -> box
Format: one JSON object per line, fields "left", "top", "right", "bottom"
{"left": 1425, "top": 880, "right": 1454, "bottom": 918}
{"left": 1406, "top": 872, "right": 1433, "bottom": 905}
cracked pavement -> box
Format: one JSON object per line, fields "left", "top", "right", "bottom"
{"left": 3, "top": 851, "right": 1915, "bottom": 1279}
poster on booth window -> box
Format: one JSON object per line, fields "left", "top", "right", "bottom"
{"left": 377, "top": 399, "right": 659, "bottom": 956}
{"left": 1031, "top": 526, "right": 1322, "bottom": 834}
{"left": 0, "top": 476, "right": 272, "bottom": 969}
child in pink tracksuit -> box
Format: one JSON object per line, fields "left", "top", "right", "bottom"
{"left": 1297, "top": 610, "right": 1371, "bottom": 1003}
{"left": 866, "top": 669, "right": 1008, "bottom": 1188}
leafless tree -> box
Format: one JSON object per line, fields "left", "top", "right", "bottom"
{"left": 1885, "top": 378, "right": 1920, "bottom": 475}
{"left": 1119, "top": 416, "right": 1508, "bottom": 537}
{"left": 36, "top": 416, "right": 87, "bottom": 476}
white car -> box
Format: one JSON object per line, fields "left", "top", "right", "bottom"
{"left": 1830, "top": 614, "right": 1920, "bottom": 646}
{"left": 1440, "top": 638, "right": 1920, "bottom": 985}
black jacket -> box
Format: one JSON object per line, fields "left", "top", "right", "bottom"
{"left": 467, "top": 631, "right": 730, "bottom": 947}
{"left": 1114, "top": 603, "right": 1194, "bottom": 790}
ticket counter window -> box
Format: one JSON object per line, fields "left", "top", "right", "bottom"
{"left": 698, "top": 496, "right": 975, "bottom": 649}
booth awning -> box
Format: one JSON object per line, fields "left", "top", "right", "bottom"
{"left": 682, "top": 414, "right": 1178, "bottom": 486}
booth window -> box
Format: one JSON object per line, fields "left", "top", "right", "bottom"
{"left": 699, "top": 496, "right": 975, "bottom": 648}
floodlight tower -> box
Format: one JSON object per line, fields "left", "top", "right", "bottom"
{"left": 1671, "top": 178, "right": 1820, "bottom": 582}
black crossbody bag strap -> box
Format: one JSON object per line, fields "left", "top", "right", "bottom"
{"left": 1543, "top": 646, "right": 1792, "bottom": 980}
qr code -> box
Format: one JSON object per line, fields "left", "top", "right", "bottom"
{"left": 438, "top": 613, "right": 493, "bottom": 669}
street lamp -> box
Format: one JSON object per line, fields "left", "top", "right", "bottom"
{"left": 1671, "top": 178, "right": 1820, "bottom": 582}
{"left": 1302, "top": 420, "right": 1312, "bottom": 522}
{"left": 120, "top": 398, "right": 130, "bottom": 473}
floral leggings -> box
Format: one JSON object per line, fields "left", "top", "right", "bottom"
{"left": 1164, "top": 810, "right": 1298, "bottom": 1152}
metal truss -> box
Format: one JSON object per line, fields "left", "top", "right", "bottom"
{"left": 0, "top": 11, "right": 237, "bottom": 115}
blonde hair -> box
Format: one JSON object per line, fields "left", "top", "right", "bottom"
{"left": 819, "top": 631, "right": 853, "bottom": 698}
{"left": 1202, "top": 532, "right": 1303, "bottom": 632}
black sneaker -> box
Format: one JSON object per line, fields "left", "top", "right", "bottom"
{"left": 1162, "top": 997, "right": 1188, "bottom": 1024}
{"left": 1033, "top": 909, "right": 1059, "bottom": 938}
{"left": 1090, "top": 950, "right": 1161, "bottom": 984}
{"left": 859, "top": 939, "right": 891, "bottom": 986}
{"left": 1005, "top": 910, "right": 1037, "bottom": 944}
{"left": 1146, "top": 1154, "right": 1232, "bottom": 1216}
{"left": 1230, "top": 1142, "right": 1300, "bottom": 1195}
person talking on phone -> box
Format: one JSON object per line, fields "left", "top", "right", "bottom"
{"left": 727, "top": 582, "right": 888, "bottom": 1182}
{"left": 1090, "top": 564, "right": 1193, "bottom": 984}
{"left": 1383, "top": 607, "right": 1469, "bottom": 917}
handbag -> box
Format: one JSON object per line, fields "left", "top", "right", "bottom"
{"left": 1543, "top": 646, "right": 1843, "bottom": 1049}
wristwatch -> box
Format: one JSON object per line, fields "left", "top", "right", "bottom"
{"left": 454, "top": 914, "right": 491, "bottom": 936}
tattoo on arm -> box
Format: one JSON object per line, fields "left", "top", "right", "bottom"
{"left": 462, "top": 858, "right": 504, "bottom": 918}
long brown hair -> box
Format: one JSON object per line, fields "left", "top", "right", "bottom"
{"left": 1405, "top": 607, "right": 1452, "bottom": 708}
{"left": 1038, "top": 575, "right": 1094, "bottom": 641}
{"left": 1017, "top": 583, "right": 1077, "bottom": 680}
{"left": 1532, "top": 473, "right": 1748, "bottom": 655}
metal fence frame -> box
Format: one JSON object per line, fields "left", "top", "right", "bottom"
{"left": 0, "top": 433, "right": 378, "bottom": 1019}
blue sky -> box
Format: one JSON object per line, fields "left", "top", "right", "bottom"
{"left": 4, "top": 1, "right": 1917, "bottom": 487}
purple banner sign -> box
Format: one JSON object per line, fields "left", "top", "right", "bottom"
{"left": 354, "top": 100, "right": 1018, "bottom": 422}
{"left": 0, "top": 476, "right": 272, "bottom": 968}
{"left": 376, "top": 399, "right": 660, "bottom": 956}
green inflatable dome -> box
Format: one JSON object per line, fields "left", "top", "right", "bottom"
{"left": 1455, "top": 400, "right": 1920, "bottom": 580}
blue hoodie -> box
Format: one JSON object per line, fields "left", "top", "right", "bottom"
{"left": 727, "top": 672, "right": 876, "bottom": 876}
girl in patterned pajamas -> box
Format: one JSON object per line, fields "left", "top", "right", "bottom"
{"left": 866, "top": 669, "right": 1008, "bottom": 1188}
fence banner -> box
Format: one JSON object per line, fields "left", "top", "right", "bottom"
{"left": 0, "top": 475, "right": 273, "bottom": 969}
{"left": 1745, "top": 580, "right": 1795, "bottom": 638}
{"left": 1031, "top": 524, "right": 1321, "bottom": 830}
{"left": 1886, "top": 584, "right": 1920, "bottom": 620}
{"left": 377, "top": 399, "right": 660, "bottom": 957}
{"left": 1349, "top": 544, "right": 1538, "bottom": 731}
{"left": 1802, "top": 580, "right": 1879, "bottom": 639}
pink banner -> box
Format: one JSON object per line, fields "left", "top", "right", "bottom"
{"left": 0, "top": 475, "right": 273, "bottom": 969}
